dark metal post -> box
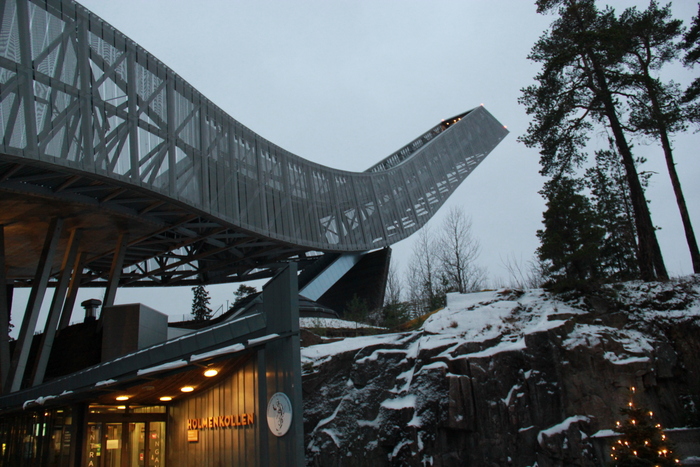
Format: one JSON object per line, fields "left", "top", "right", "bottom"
{"left": 102, "top": 234, "right": 127, "bottom": 310}
{"left": 31, "top": 229, "right": 82, "bottom": 386}
{"left": 0, "top": 225, "right": 10, "bottom": 390}
{"left": 7, "top": 218, "right": 63, "bottom": 392}
{"left": 58, "top": 251, "right": 85, "bottom": 330}
{"left": 261, "top": 263, "right": 304, "bottom": 466}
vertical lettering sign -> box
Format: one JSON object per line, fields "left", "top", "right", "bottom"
{"left": 86, "top": 425, "right": 101, "bottom": 467}
{"left": 149, "top": 430, "right": 163, "bottom": 466}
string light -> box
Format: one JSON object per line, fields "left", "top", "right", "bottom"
{"left": 609, "top": 386, "right": 679, "bottom": 465}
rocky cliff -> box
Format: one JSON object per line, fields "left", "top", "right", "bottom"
{"left": 301, "top": 276, "right": 700, "bottom": 466}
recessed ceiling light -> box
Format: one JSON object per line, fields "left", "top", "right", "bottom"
{"left": 203, "top": 369, "right": 218, "bottom": 377}
{"left": 159, "top": 396, "right": 173, "bottom": 401}
{"left": 116, "top": 396, "right": 129, "bottom": 401}
{"left": 180, "top": 386, "right": 194, "bottom": 393}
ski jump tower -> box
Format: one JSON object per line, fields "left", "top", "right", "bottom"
{"left": 0, "top": 0, "right": 507, "bottom": 409}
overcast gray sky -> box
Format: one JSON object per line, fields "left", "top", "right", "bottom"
{"left": 12, "top": 1, "right": 700, "bottom": 327}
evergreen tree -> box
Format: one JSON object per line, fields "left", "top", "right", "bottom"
{"left": 619, "top": 1, "right": 700, "bottom": 274}
{"left": 232, "top": 284, "right": 257, "bottom": 309}
{"left": 191, "top": 285, "right": 212, "bottom": 321}
{"left": 680, "top": 3, "right": 700, "bottom": 104}
{"left": 380, "top": 301, "right": 411, "bottom": 329}
{"left": 536, "top": 176, "right": 605, "bottom": 291}
{"left": 520, "top": 0, "right": 668, "bottom": 281}
{"left": 611, "top": 387, "right": 680, "bottom": 466}
{"left": 344, "top": 294, "right": 370, "bottom": 324}
{"left": 585, "top": 148, "right": 640, "bottom": 281}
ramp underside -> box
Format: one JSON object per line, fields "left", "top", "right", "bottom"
{"left": 0, "top": 159, "right": 317, "bottom": 286}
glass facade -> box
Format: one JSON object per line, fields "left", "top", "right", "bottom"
{"left": 0, "top": 407, "right": 72, "bottom": 467}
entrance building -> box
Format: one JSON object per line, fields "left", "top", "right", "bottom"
{"left": 0, "top": 266, "right": 303, "bottom": 467}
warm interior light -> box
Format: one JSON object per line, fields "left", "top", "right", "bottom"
{"left": 159, "top": 396, "right": 173, "bottom": 401}
{"left": 180, "top": 386, "right": 194, "bottom": 393}
{"left": 116, "top": 395, "right": 129, "bottom": 401}
{"left": 203, "top": 369, "right": 218, "bottom": 377}
{"left": 117, "top": 406, "right": 126, "bottom": 410}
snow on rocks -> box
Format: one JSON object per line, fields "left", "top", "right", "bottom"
{"left": 303, "top": 278, "right": 700, "bottom": 466}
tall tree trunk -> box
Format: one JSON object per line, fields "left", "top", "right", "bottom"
{"left": 657, "top": 130, "right": 700, "bottom": 273}
{"left": 597, "top": 81, "right": 668, "bottom": 280}
{"left": 567, "top": 0, "right": 668, "bottom": 281}
{"left": 644, "top": 83, "right": 700, "bottom": 273}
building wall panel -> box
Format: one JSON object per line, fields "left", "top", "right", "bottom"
{"left": 167, "top": 356, "right": 259, "bottom": 467}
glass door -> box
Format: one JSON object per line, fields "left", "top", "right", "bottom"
{"left": 85, "top": 421, "right": 165, "bottom": 467}
{"left": 103, "top": 424, "right": 122, "bottom": 467}
{"left": 147, "top": 422, "right": 165, "bottom": 467}
{"left": 127, "top": 423, "right": 145, "bottom": 467}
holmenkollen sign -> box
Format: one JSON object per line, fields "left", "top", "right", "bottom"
{"left": 187, "top": 413, "right": 255, "bottom": 430}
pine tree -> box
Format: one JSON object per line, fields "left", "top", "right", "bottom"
{"left": 520, "top": 0, "right": 668, "bottom": 281}
{"left": 232, "top": 284, "right": 257, "bottom": 309}
{"left": 344, "top": 294, "right": 370, "bottom": 324}
{"left": 611, "top": 387, "right": 680, "bottom": 466}
{"left": 536, "top": 176, "right": 605, "bottom": 291}
{"left": 585, "top": 148, "right": 640, "bottom": 281}
{"left": 680, "top": 4, "right": 700, "bottom": 104}
{"left": 191, "top": 285, "right": 212, "bottom": 321}
{"left": 619, "top": 1, "right": 700, "bottom": 274}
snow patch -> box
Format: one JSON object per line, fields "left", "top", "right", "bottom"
{"left": 95, "top": 379, "right": 117, "bottom": 387}
{"left": 389, "top": 439, "right": 412, "bottom": 460}
{"left": 137, "top": 359, "right": 187, "bottom": 376}
{"left": 247, "top": 333, "right": 279, "bottom": 346}
{"left": 537, "top": 415, "right": 590, "bottom": 446}
{"left": 381, "top": 394, "right": 417, "bottom": 410}
{"left": 190, "top": 343, "right": 245, "bottom": 362}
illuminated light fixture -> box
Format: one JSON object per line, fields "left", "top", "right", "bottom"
{"left": 159, "top": 396, "right": 173, "bottom": 402}
{"left": 180, "top": 386, "right": 194, "bottom": 393}
{"left": 503, "top": 125, "right": 508, "bottom": 129}
{"left": 116, "top": 395, "right": 129, "bottom": 401}
{"left": 203, "top": 369, "right": 219, "bottom": 377}
{"left": 117, "top": 406, "right": 126, "bottom": 410}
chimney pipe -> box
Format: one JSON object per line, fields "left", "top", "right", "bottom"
{"left": 80, "top": 299, "right": 102, "bottom": 322}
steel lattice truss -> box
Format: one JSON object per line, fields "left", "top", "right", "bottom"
{"left": 0, "top": 0, "right": 508, "bottom": 286}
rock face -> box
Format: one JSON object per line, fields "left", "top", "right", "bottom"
{"left": 302, "top": 276, "right": 700, "bottom": 466}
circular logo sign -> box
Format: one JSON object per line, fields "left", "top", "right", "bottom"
{"left": 267, "top": 392, "right": 293, "bottom": 437}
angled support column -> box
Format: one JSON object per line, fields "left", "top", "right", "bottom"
{"left": 32, "top": 229, "right": 83, "bottom": 387}
{"left": 102, "top": 234, "right": 127, "bottom": 310}
{"left": 58, "top": 250, "right": 85, "bottom": 330}
{"left": 6, "top": 218, "right": 64, "bottom": 393}
{"left": 0, "top": 226, "right": 10, "bottom": 391}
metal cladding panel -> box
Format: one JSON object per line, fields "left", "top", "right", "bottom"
{"left": 167, "top": 357, "right": 260, "bottom": 467}
{"left": 0, "top": 0, "right": 508, "bottom": 254}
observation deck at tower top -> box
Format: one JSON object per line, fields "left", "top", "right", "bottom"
{"left": 0, "top": 0, "right": 508, "bottom": 287}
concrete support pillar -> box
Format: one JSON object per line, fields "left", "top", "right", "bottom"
{"left": 32, "top": 229, "right": 82, "bottom": 386}
{"left": 7, "top": 218, "right": 64, "bottom": 392}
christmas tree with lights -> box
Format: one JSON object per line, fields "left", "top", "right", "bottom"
{"left": 610, "top": 387, "right": 680, "bottom": 466}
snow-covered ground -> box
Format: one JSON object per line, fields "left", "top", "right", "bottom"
{"left": 301, "top": 276, "right": 700, "bottom": 465}
{"left": 299, "top": 317, "right": 384, "bottom": 330}
{"left": 302, "top": 277, "right": 700, "bottom": 369}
